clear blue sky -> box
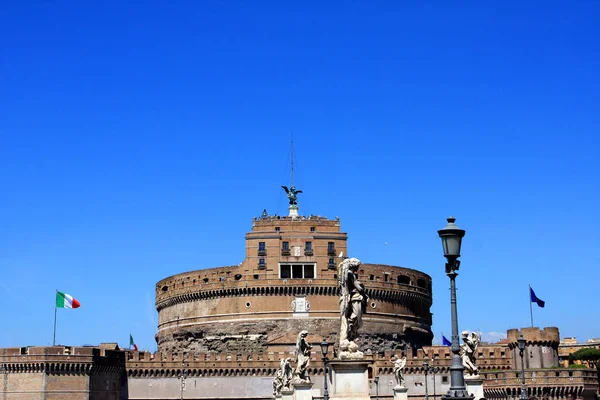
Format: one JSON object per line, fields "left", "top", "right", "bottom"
{"left": 1, "top": 1, "right": 598, "bottom": 350}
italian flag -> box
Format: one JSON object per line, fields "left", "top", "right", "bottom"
{"left": 130, "top": 334, "right": 138, "bottom": 351}
{"left": 56, "top": 291, "right": 80, "bottom": 309}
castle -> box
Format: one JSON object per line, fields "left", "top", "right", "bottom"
{"left": 0, "top": 193, "right": 598, "bottom": 399}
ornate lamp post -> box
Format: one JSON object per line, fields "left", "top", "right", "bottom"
{"left": 424, "top": 360, "right": 430, "bottom": 400}
{"left": 518, "top": 335, "right": 528, "bottom": 400}
{"left": 438, "top": 217, "right": 473, "bottom": 400}
{"left": 425, "top": 358, "right": 440, "bottom": 400}
{"left": 320, "top": 338, "right": 330, "bottom": 400}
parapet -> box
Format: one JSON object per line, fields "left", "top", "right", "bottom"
{"left": 507, "top": 327, "right": 560, "bottom": 347}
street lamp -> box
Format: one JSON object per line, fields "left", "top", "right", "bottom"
{"left": 424, "top": 360, "right": 430, "bottom": 400}
{"left": 518, "top": 335, "right": 528, "bottom": 400}
{"left": 425, "top": 358, "right": 439, "bottom": 400}
{"left": 320, "top": 338, "right": 330, "bottom": 400}
{"left": 438, "top": 217, "right": 472, "bottom": 400}
{"left": 374, "top": 376, "right": 379, "bottom": 400}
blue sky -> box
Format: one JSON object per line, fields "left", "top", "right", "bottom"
{"left": 1, "top": 1, "right": 598, "bottom": 350}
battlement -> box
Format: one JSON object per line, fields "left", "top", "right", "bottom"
{"left": 507, "top": 326, "right": 560, "bottom": 347}
{"left": 0, "top": 344, "right": 123, "bottom": 359}
{"left": 125, "top": 344, "right": 513, "bottom": 372}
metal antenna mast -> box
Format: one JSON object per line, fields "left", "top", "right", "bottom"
{"left": 291, "top": 136, "right": 295, "bottom": 187}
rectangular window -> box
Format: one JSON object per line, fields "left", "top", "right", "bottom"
{"left": 329, "top": 258, "right": 335, "bottom": 265}
{"left": 310, "top": 227, "right": 315, "bottom": 232}
{"left": 279, "top": 263, "right": 315, "bottom": 279}
{"left": 384, "top": 273, "right": 389, "bottom": 282}
{"left": 304, "top": 265, "right": 314, "bottom": 279}
{"left": 280, "top": 265, "right": 291, "bottom": 279}
{"left": 442, "top": 376, "right": 449, "bottom": 383}
{"left": 328, "top": 242, "right": 335, "bottom": 251}
{"left": 275, "top": 227, "right": 280, "bottom": 232}
{"left": 258, "top": 242, "right": 266, "bottom": 251}
{"left": 292, "top": 264, "right": 303, "bottom": 278}
{"left": 305, "top": 242, "right": 312, "bottom": 250}
{"left": 282, "top": 241, "right": 289, "bottom": 251}
{"left": 259, "top": 258, "right": 265, "bottom": 265}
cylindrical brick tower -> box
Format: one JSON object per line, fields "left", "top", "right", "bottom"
{"left": 155, "top": 212, "right": 434, "bottom": 354}
{"left": 507, "top": 327, "right": 560, "bottom": 369}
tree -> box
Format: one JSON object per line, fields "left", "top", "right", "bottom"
{"left": 569, "top": 348, "right": 600, "bottom": 369}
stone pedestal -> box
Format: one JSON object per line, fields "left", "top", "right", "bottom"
{"left": 328, "top": 360, "right": 371, "bottom": 400}
{"left": 289, "top": 205, "right": 299, "bottom": 218}
{"left": 393, "top": 386, "right": 408, "bottom": 400}
{"left": 281, "top": 388, "right": 294, "bottom": 400}
{"left": 465, "top": 376, "right": 484, "bottom": 400}
{"left": 292, "top": 381, "right": 313, "bottom": 400}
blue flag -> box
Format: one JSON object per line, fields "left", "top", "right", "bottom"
{"left": 530, "top": 287, "right": 545, "bottom": 308}
{"left": 442, "top": 335, "right": 452, "bottom": 346}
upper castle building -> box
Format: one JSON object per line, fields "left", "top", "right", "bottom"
{"left": 155, "top": 195, "right": 434, "bottom": 355}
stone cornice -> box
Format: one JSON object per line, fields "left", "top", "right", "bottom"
{"left": 156, "top": 285, "right": 432, "bottom": 311}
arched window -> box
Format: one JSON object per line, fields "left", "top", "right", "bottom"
{"left": 397, "top": 275, "right": 410, "bottom": 285}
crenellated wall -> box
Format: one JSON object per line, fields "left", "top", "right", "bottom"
{"left": 0, "top": 345, "right": 126, "bottom": 400}
{"left": 507, "top": 327, "right": 560, "bottom": 369}
{"left": 123, "top": 343, "right": 598, "bottom": 400}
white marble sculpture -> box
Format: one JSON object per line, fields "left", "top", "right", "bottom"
{"left": 292, "top": 330, "right": 312, "bottom": 383}
{"left": 273, "top": 357, "right": 293, "bottom": 395}
{"left": 391, "top": 354, "right": 407, "bottom": 388}
{"left": 338, "top": 257, "right": 368, "bottom": 359}
{"left": 460, "top": 331, "right": 480, "bottom": 376}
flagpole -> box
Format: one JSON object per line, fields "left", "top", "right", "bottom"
{"left": 53, "top": 289, "right": 58, "bottom": 346}
{"left": 529, "top": 284, "right": 533, "bottom": 327}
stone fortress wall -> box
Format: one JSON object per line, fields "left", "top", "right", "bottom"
{"left": 0, "top": 345, "right": 126, "bottom": 400}
{"left": 122, "top": 336, "right": 597, "bottom": 400}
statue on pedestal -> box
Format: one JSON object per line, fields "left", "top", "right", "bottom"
{"left": 273, "top": 357, "right": 293, "bottom": 395}
{"left": 292, "top": 330, "right": 312, "bottom": 383}
{"left": 338, "top": 257, "right": 368, "bottom": 359}
{"left": 391, "top": 354, "right": 407, "bottom": 388}
{"left": 460, "top": 331, "right": 480, "bottom": 376}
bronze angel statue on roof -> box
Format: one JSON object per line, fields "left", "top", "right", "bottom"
{"left": 282, "top": 186, "right": 302, "bottom": 206}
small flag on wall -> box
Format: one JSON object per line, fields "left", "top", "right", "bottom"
{"left": 56, "top": 291, "right": 80, "bottom": 309}
{"left": 442, "top": 335, "right": 452, "bottom": 346}
{"left": 130, "top": 334, "right": 139, "bottom": 351}
{"left": 530, "top": 287, "right": 545, "bottom": 308}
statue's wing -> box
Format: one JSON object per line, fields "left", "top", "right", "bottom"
{"left": 281, "top": 186, "right": 289, "bottom": 194}
{"left": 399, "top": 357, "right": 407, "bottom": 369}
{"left": 296, "top": 190, "right": 303, "bottom": 194}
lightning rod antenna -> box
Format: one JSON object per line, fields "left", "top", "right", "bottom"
{"left": 291, "top": 135, "right": 295, "bottom": 188}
